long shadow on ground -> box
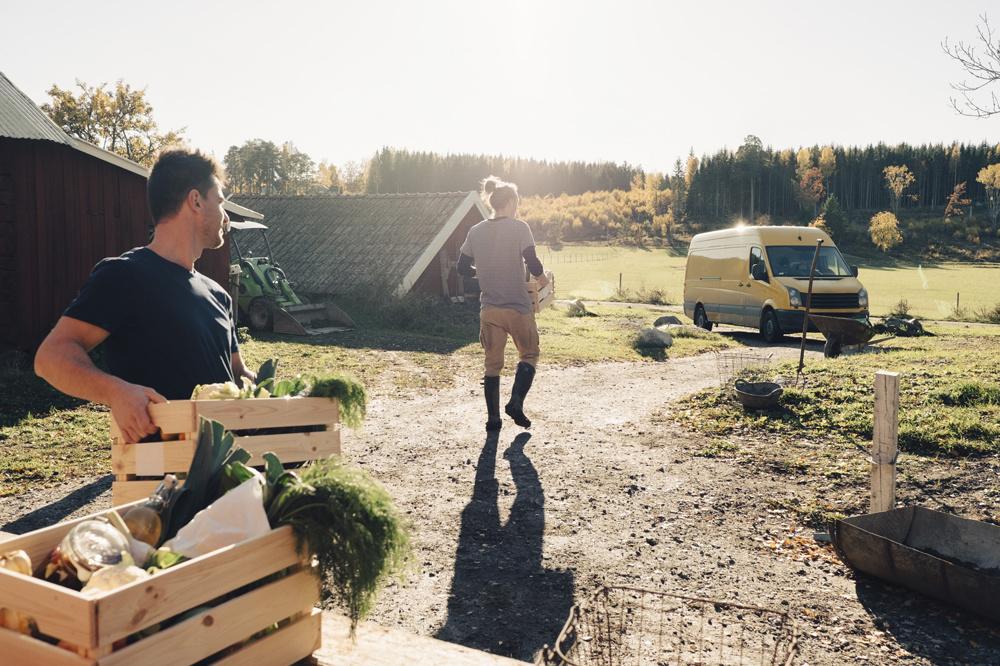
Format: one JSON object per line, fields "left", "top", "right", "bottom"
{"left": 854, "top": 575, "right": 1000, "bottom": 663}
{"left": 1, "top": 476, "right": 111, "bottom": 534}
{"left": 436, "top": 432, "right": 574, "bottom": 661}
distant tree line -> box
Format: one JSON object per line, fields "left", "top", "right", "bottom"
{"left": 364, "top": 147, "right": 641, "bottom": 196}
{"left": 686, "top": 138, "right": 1000, "bottom": 221}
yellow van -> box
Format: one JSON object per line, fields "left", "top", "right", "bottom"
{"left": 683, "top": 226, "right": 868, "bottom": 342}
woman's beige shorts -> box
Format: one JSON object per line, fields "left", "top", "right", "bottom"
{"left": 480, "top": 306, "right": 539, "bottom": 376}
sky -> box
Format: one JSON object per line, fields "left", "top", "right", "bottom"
{"left": 1, "top": 0, "right": 997, "bottom": 172}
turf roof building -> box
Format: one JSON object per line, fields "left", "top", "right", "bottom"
{"left": 231, "top": 193, "right": 491, "bottom": 299}
{"left": 0, "top": 70, "right": 261, "bottom": 349}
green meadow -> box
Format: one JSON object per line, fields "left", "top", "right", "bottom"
{"left": 539, "top": 244, "right": 1000, "bottom": 319}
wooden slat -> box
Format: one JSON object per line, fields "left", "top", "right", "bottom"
{"left": 193, "top": 397, "right": 339, "bottom": 431}
{"left": 94, "top": 526, "right": 301, "bottom": 645}
{"left": 313, "top": 612, "right": 528, "bottom": 665}
{"left": 145, "top": 401, "right": 197, "bottom": 436}
{"left": 99, "top": 567, "right": 318, "bottom": 666}
{"left": 0, "top": 625, "right": 94, "bottom": 666}
{"left": 115, "top": 428, "right": 341, "bottom": 477}
{"left": 0, "top": 500, "right": 144, "bottom": 574}
{"left": 112, "top": 480, "right": 185, "bottom": 506}
{"left": 214, "top": 608, "right": 322, "bottom": 666}
{"left": 113, "top": 440, "right": 195, "bottom": 476}
{"left": 235, "top": 429, "right": 341, "bottom": 463}
{"left": 0, "top": 569, "right": 95, "bottom": 647}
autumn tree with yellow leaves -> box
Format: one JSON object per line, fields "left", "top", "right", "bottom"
{"left": 883, "top": 165, "right": 916, "bottom": 213}
{"left": 869, "top": 211, "right": 904, "bottom": 251}
{"left": 976, "top": 163, "right": 1000, "bottom": 234}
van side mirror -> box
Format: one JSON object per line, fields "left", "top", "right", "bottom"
{"left": 751, "top": 263, "right": 769, "bottom": 282}
{"left": 851, "top": 265, "right": 859, "bottom": 277}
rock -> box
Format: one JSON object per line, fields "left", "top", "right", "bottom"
{"left": 637, "top": 327, "right": 673, "bottom": 348}
{"left": 567, "top": 299, "right": 592, "bottom": 316}
{"left": 653, "top": 315, "right": 683, "bottom": 327}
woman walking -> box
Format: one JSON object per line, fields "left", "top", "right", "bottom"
{"left": 458, "top": 176, "right": 548, "bottom": 431}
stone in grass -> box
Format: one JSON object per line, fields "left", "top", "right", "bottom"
{"left": 663, "top": 324, "right": 716, "bottom": 339}
{"left": 637, "top": 327, "right": 673, "bottom": 348}
{"left": 653, "top": 315, "right": 683, "bottom": 327}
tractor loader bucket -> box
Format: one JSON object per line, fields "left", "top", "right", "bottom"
{"left": 271, "top": 301, "right": 356, "bottom": 336}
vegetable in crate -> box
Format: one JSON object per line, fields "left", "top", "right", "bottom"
{"left": 160, "top": 418, "right": 251, "bottom": 542}
{"left": 0, "top": 550, "right": 37, "bottom": 635}
{"left": 308, "top": 374, "right": 366, "bottom": 429}
{"left": 264, "top": 455, "right": 409, "bottom": 632}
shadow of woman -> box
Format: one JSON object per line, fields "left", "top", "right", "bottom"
{"left": 436, "top": 432, "right": 575, "bottom": 661}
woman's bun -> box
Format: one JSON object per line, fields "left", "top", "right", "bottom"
{"left": 483, "top": 178, "right": 498, "bottom": 194}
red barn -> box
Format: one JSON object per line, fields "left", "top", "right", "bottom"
{"left": 0, "top": 71, "right": 261, "bottom": 349}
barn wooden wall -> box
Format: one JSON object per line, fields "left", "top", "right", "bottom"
{"left": 0, "top": 138, "right": 231, "bottom": 349}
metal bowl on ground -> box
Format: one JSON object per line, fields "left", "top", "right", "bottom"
{"left": 733, "top": 379, "right": 783, "bottom": 410}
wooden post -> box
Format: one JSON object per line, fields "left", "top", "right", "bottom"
{"left": 871, "top": 371, "right": 900, "bottom": 513}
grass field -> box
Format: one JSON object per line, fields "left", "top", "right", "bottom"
{"left": 539, "top": 243, "right": 1000, "bottom": 319}
{"left": 0, "top": 303, "right": 731, "bottom": 497}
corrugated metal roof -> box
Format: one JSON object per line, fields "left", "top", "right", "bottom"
{"left": 0, "top": 71, "right": 68, "bottom": 144}
{"left": 231, "top": 193, "right": 488, "bottom": 295}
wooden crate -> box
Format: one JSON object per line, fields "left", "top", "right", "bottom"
{"left": 0, "top": 503, "right": 321, "bottom": 665}
{"left": 527, "top": 271, "right": 555, "bottom": 313}
{"left": 112, "top": 397, "right": 340, "bottom": 505}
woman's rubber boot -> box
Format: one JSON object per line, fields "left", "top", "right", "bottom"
{"left": 484, "top": 376, "right": 502, "bottom": 432}
{"left": 504, "top": 362, "right": 535, "bottom": 428}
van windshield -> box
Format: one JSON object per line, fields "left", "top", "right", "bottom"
{"left": 765, "top": 246, "right": 852, "bottom": 278}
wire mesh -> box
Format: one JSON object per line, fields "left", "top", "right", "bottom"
{"left": 540, "top": 586, "right": 797, "bottom": 666}
{"left": 712, "top": 350, "right": 774, "bottom": 388}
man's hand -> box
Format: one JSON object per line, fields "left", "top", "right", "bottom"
{"left": 535, "top": 272, "right": 550, "bottom": 289}
{"left": 232, "top": 351, "right": 256, "bottom": 386}
{"left": 108, "top": 381, "right": 166, "bottom": 443}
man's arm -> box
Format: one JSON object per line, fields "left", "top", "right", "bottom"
{"left": 34, "top": 317, "right": 166, "bottom": 443}
{"left": 231, "top": 350, "right": 256, "bottom": 386}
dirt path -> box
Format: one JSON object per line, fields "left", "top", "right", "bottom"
{"left": 4, "top": 347, "right": 998, "bottom": 664}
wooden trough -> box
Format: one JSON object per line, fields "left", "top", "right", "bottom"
{"left": 0, "top": 502, "right": 321, "bottom": 665}
{"left": 833, "top": 506, "right": 1000, "bottom": 623}
{"left": 112, "top": 397, "right": 340, "bottom": 505}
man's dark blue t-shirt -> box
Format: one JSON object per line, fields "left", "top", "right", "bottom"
{"left": 64, "top": 247, "right": 238, "bottom": 400}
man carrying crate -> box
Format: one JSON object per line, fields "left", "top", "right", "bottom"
{"left": 34, "top": 149, "right": 256, "bottom": 443}
{"left": 457, "top": 176, "right": 548, "bottom": 432}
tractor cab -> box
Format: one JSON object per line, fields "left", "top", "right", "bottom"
{"left": 228, "top": 220, "right": 355, "bottom": 335}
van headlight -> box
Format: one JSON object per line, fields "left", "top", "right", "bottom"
{"left": 858, "top": 288, "right": 869, "bottom": 308}
{"left": 787, "top": 287, "right": 802, "bottom": 308}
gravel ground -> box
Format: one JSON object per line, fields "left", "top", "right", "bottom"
{"left": 4, "top": 341, "right": 999, "bottom": 664}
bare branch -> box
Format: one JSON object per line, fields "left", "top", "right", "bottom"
{"left": 943, "top": 14, "right": 1000, "bottom": 117}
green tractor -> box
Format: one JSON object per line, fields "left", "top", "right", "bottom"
{"left": 228, "top": 220, "right": 355, "bottom": 335}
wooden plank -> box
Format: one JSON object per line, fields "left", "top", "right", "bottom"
{"left": 871, "top": 370, "right": 900, "bottom": 513}
{"left": 99, "top": 567, "right": 318, "bottom": 666}
{"left": 94, "top": 526, "right": 301, "bottom": 645}
{"left": 313, "top": 612, "right": 528, "bottom": 665}
{"left": 0, "top": 625, "right": 94, "bottom": 666}
{"left": 215, "top": 608, "right": 322, "bottom": 666}
{"left": 0, "top": 569, "right": 95, "bottom": 647}
{"left": 235, "top": 429, "right": 341, "bottom": 463}
{"left": 146, "top": 401, "right": 197, "bottom": 437}
{"left": 112, "top": 480, "right": 185, "bottom": 506}
{"left": 114, "top": 440, "right": 196, "bottom": 476}
{"left": 0, "top": 500, "right": 144, "bottom": 573}
{"left": 194, "top": 397, "right": 339, "bottom": 431}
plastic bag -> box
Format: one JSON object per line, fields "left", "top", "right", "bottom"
{"left": 163, "top": 477, "right": 270, "bottom": 559}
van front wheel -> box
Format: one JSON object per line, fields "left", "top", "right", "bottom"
{"left": 694, "top": 305, "right": 713, "bottom": 331}
{"left": 760, "top": 310, "right": 782, "bottom": 343}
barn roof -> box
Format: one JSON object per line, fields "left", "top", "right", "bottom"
{"left": 0, "top": 70, "right": 262, "bottom": 220}
{"left": 0, "top": 71, "right": 69, "bottom": 143}
{"left": 231, "top": 192, "right": 490, "bottom": 295}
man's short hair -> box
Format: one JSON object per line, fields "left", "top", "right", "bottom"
{"left": 147, "top": 149, "right": 222, "bottom": 223}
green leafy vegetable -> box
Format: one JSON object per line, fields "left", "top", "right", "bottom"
{"left": 160, "top": 418, "right": 251, "bottom": 542}
{"left": 308, "top": 375, "right": 367, "bottom": 429}
{"left": 266, "top": 457, "right": 409, "bottom": 632}
{"left": 254, "top": 358, "right": 278, "bottom": 397}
